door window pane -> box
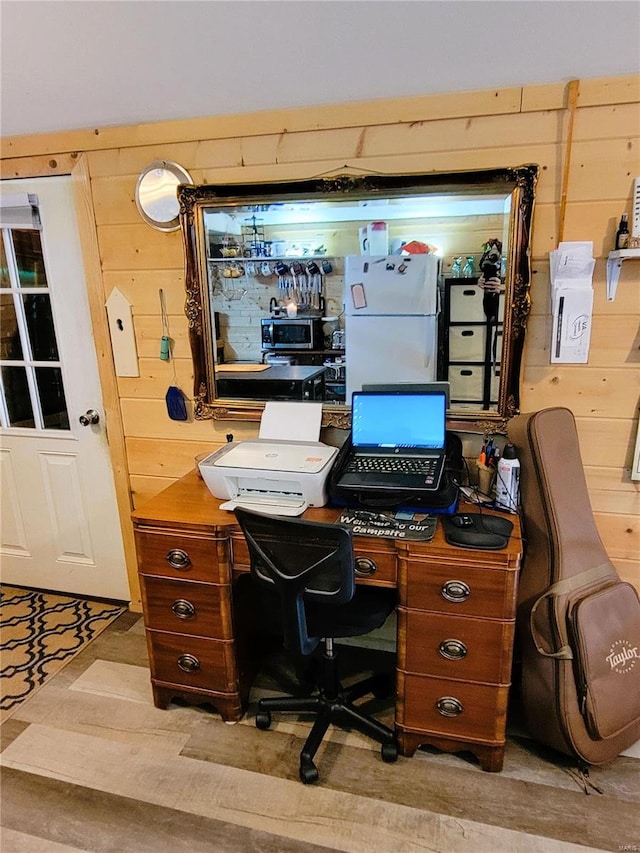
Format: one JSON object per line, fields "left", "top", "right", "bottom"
{"left": 22, "top": 293, "right": 59, "bottom": 360}
{"left": 2, "top": 365, "right": 35, "bottom": 427}
{"left": 13, "top": 229, "right": 47, "bottom": 288}
{"left": 1, "top": 225, "right": 69, "bottom": 431}
{"left": 0, "top": 239, "right": 9, "bottom": 288}
{"left": 35, "top": 366, "right": 69, "bottom": 429}
{"left": 0, "top": 293, "right": 23, "bottom": 359}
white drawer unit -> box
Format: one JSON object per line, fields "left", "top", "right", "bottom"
{"left": 440, "top": 278, "right": 503, "bottom": 409}
{"left": 449, "top": 283, "right": 506, "bottom": 324}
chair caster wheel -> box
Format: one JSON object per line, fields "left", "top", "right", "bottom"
{"left": 300, "top": 761, "right": 319, "bottom": 784}
{"left": 381, "top": 742, "right": 399, "bottom": 763}
{"left": 255, "top": 711, "right": 271, "bottom": 730}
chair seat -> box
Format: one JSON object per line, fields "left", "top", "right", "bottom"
{"left": 307, "top": 586, "right": 396, "bottom": 639}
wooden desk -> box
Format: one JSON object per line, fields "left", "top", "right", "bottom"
{"left": 132, "top": 470, "right": 522, "bottom": 772}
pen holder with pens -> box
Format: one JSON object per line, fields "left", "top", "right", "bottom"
{"left": 476, "top": 463, "right": 496, "bottom": 497}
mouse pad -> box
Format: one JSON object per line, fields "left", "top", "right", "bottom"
{"left": 442, "top": 513, "right": 514, "bottom": 550}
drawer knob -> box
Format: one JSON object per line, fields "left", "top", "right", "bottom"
{"left": 171, "top": 599, "right": 196, "bottom": 619}
{"left": 166, "top": 548, "right": 192, "bottom": 571}
{"left": 439, "top": 639, "right": 468, "bottom": 660}
{"left": 177, "top": 653, "right": 201, "bottom": 673}
{"left": 441, "top": 580, "right": 471, "bottom": 603}
{"left": 436, "top": 696, "right": 464, "bottom": 717}
{"left": 355, "top": 556, "right": 377, "bottom": 576}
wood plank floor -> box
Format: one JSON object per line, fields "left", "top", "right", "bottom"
{"left": 1, "top": 611, "right": 638, "bottom": 853}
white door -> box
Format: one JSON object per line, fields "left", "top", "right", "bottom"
{"left": 0, "top": 176, "right": 129, "bottom": 601}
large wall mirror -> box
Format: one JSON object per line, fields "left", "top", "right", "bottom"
{"left": 179, "top": 166, "right": 537, "bottom": 429}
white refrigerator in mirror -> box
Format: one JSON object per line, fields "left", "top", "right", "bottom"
{"left": 343, "top": 254, "right": 440, "bottom": 402}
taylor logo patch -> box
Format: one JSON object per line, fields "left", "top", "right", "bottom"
{"left": 606, "top": 639, "right": 639, "bottom": 674}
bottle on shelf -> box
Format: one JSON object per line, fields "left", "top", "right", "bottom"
{"left": 615, "top": 213, "right": 629, "bottom": 250}
{"left": 451, "top": 257, "right": 463, "bottom": 277}
{"left": 495, "top": 443, "right": 520, "bottom": 512}
{"left": 462, "top": 256, "right": 476, "bottom": 277}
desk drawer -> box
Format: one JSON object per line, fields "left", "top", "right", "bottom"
{"left": 353, "top": 544, "right": 397, "bottom": 586}
{"left": 402, "top": 563, "right": 516, "bottom": 620}
{"left": 231, "top": 536, "right": 397, "bottom": 587}
{"left": 398, "top": 608, "right": 514, "bottom": 683}
{"left": 147, "top": 630, "right": 238, "bottom": 693}
{"left": 141, "top": 576, "right": 233, "bottom": 638}
{"left": 136, "top": 530, "right": 228, "bottom": 584}
{"left": 398, "top": 672, "right": 509, "bottom": 744}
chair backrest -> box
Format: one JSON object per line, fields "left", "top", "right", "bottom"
{"left": 234, "top": 508, "right": 356, "bottom": 656}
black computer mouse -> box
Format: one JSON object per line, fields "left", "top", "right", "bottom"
{"left": 443, "top": 513, "right": 514, "bottom": 550}
{"left": 449, "top": 514, "right": 475, "bottom": 528}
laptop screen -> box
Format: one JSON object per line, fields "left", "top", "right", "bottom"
{"left": 351, "top": 392, "right": 446, "bottom": 452}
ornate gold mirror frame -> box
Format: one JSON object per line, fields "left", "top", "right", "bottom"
{"left": 179, "top": 165, "right": 538, "bottom": 431}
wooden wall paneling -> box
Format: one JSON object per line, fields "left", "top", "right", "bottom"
{"left": 566, "top": 138, "right": 640, "bottom": 200}
{"left": 70, "top": 155, "right": 140, "bottom": 609}
{"left": 117, "top": 358, "right": 194, "bottom": 400}
{"left": 243, "top": 126, "right": 367, "bottom": 166}
{"left": 529, "top": 199, "right": 640, "bottom": 257}
{"left": 88, "top": 141, "right": 202, "bottom": 179}
{"left": 90, "top": 175, "right": 141, "bottom": 226}
{"left": 558, "top": 200, "right": 640, "bottom": 254}
{"left": 587, "top": 465, "right": 640, "bottom": 494}
{"left": 577, "top": 74, "right": 640, "bottom": 107}
{"left": 126, "top": 437, "right": 221, "bottom": 479}
{"left": 508, "top": 406, "right": 636, "bottom": 475}
{"left": 570, "top": 417, "right": 637, "bottom": 469}
{"left": 6, "top": 74, "right": 634, "bottom": 164}
{"left": 523, "top": 263, "right": 640, "bottom": 319}
{"left": 520, "top": 82, "right": 572, "bottom": 113}
{"left": 529, "top": 203, "right": 561, "bottom": 256}
{"left": 102, "top": 271, "right": 186, "bottom": 315}
{"left": 573, "top": 103, "right": 640, "bottom": 142}
{"left": 238, "top": 135, "right": 284, "bottom": 168}
{"left": 98, "top": 224, "right": 183, "bottom": 270}
{"left": 129, "top": 474, "right": 177, "bottom": 508}
{"left": 522, "top": 366, "right": 640, "bottom": 419}
{"left": 586, "top": 469, "right": 640, "bottom": 515}
{"left": 518, "top": 74, "right": 638, "bottom": 115}
{"left": 594, "top": 513, "right": 639, "bottom": 563}
{"left": 525, "top": 315, "right": 640, "bottom": 368}
{"left": 361, "top": 112, "right": 562, "bottom": 159}
{"left": 0, "top": 152, "right": 81, "bottom": 180}
{"left": 195, "top": 146, "right": 558, "bottom": 195}
{"left": 613, "top": 559, "right": 639, "bottom": 588}
{"left": 119, "top": 399, "right": 258, "bottom": 441}
{"left": 132, "top": 316, "right": 189, "bottom": 360}
{"left": 9, "top": 84, "right": 523, "bottom": 158}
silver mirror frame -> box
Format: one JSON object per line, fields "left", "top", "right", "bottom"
{"left": 135, "top": 160, "right": 193, "bottom": 232}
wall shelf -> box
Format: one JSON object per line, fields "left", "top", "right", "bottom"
{"left": 606, "top": 248, "right": 640, "bottom": 301}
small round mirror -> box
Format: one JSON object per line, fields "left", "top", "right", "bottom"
{"left": 135, "top": 160, "right": 193, "bottom": 232}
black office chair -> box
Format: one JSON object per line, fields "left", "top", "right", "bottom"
{"left": 235, "top": 507, "right": 399, "bottom": 784}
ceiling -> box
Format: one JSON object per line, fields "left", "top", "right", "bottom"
{"left": 1, "top": 1, "right": 639, "bottom": 138}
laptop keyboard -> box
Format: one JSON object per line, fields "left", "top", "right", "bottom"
{"left": 346, "top": 456, "right": 439, "bottom": 476}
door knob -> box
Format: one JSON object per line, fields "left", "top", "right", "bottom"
{"left": 79, "top": 409, "right": 100, "bottom": 426}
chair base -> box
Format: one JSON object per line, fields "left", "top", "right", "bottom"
{"left": 256, "top": 671, "right": 399, "bottom": 783}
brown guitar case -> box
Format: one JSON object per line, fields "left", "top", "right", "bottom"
{"left": 508, "top": 407, "right": 640, "bottom": 765}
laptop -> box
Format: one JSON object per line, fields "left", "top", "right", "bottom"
{"left": 337, "top": 389, "right": 448, "bottom": 492}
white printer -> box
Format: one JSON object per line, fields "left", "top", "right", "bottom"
{"left": 198, "top": 400, "right": 338, "bottom": 516}
{"left": 199, "top": 439, "right": 338, "bottom": 516}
